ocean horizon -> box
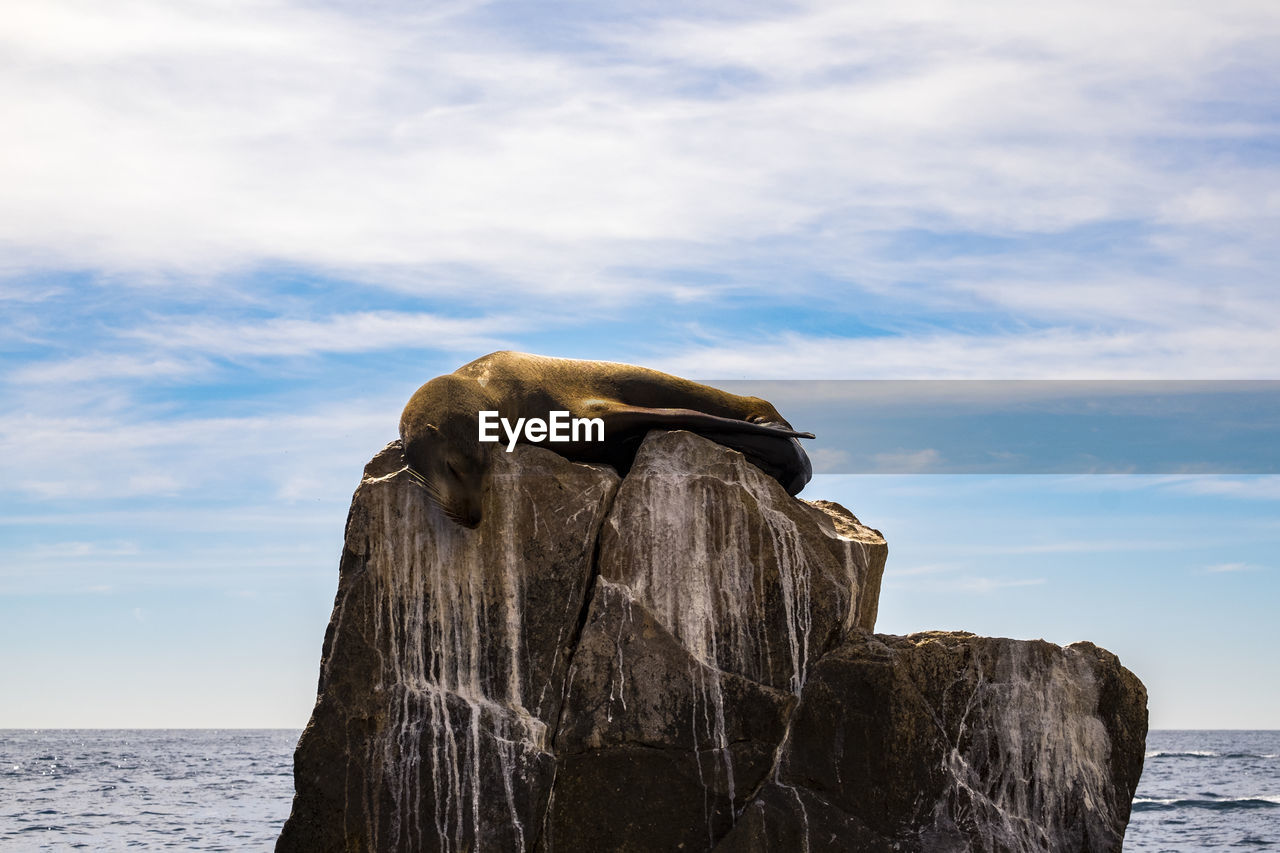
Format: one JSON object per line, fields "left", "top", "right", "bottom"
{"left": 2, "top": 728, "right": 1275, "bottom": 850}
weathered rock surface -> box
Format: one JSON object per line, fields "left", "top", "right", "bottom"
{"left": 716, "top": 632, "right": 1148, "bottom": 852}
{"left": 278, "top": 431, "right": 1146, "bottom": 853}
{"left": 276, "top": 440, "right": 619, "bottom": 853}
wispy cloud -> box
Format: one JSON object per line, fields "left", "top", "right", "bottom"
{"left": 883, "top": 555, "right": 1053, "bottom": 594}
{"left": 891, "top": 562, "right": 964, "bottom": 577}
{"left": 885, "top": 574, "right": 1048, "bottom": 593}
{"left": 23, "top": 541, "right": 140, "bottom": 559}
{"left": 2, "top": 0, "right": 1277, "bottom": 314}
{"left": 953, "top": 577, "right": 1048, "bottom": 593}
{"left": 5, "top": 0, "right": 1279, "bottom": 411}
{"left": 0, "top": 403, "right": 395, "bottom": 500}
{"left": 952, "top": 539, "right": 1188, "bottom": 556}
{"left": 1204, "top": 561, "right": 1256, "bottom": 573}
{"left": 9, "top": 354, "right": 208, "bottom": 385}
{"left": 807, "top": 447, "right": 852, "bottom": 473}
{"left": 1163, "top": 477, "right": 1280, "bottom": 501}
{"left": 125, "top": 311, "right": 522, "bottom": 358}
{"left": 5, "top": 310, "right": 526, "bottom": 384}
{"left": 870, "top": 448, "right": 944, "bottom": 473}
{"left": 653, "top": 327, "right": 1280, "bottom": 378}
{"left": 1017, "top": 474, "right": 1280, "bottom": 502}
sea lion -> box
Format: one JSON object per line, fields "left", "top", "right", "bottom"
{"left": 399, "top": 351, "right": 815, "bottom": 526}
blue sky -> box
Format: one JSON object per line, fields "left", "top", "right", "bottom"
{"left": 2, "top": 0, "right": 1279, "bottom": 728}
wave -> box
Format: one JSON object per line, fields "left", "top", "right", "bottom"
{"left": 1132, "top": 796, "right": 1280, "bottom": 812}
{"left": 1145, "top": 750, "right": 1278, "bottom": 759}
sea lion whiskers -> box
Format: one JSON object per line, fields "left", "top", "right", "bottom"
{"left": 400, "top": 443, "right": 479, "bottom": 525}
{"left": 404, "top": 464, "right": 445, "bottom": 503}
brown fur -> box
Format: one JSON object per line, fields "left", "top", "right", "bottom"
{"left": 400, "top": 351, "right": 814, "bottom": 526}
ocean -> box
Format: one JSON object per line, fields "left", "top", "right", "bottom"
{"left": 1128, "top": 730, "right": 1280, "bottom": 851}
{"left": 0, "top": 730, "right": 295, "bottom": 851}
{"left": 1, "top": 729, "right": 1275, "bottom": 850}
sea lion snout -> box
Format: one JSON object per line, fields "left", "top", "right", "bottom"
{"left": 401, "top": 421, "right": 488, "bottom": 528}
{"left": 418, "top": 455, "right": 485, "bottom": 528}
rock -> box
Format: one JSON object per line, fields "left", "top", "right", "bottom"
{"left": 276, "top": 441, "right": 619, "bottom": 853}
{"left": 535, "top": 432, "right": 888, "bottom": 850}
{"left": 542, "top": 578, "right": 794, "bottom": 852}
{"left": 718, "top": 632, "right": 1149, "bottom": 852}
{"left": 596, "top": 431, "right": 887, "bottom": 693}
{"left": 278, "top": 431, "right": 1145, "bottom": 853}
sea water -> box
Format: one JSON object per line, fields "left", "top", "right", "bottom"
{"left": 1, "top": 729, "right": 1275, "bottom": 850}
{"left": 1127, "top": 730, "right": 1280, "bottom": 851}
{"left": 0, "top": 730, "right": 295, "bottom": 851}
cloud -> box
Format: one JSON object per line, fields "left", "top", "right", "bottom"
{"left": 0, "top": 403, "right": 395, "bottom": 501}
{"left": 651, "top": 326, "right": 1280, "bottom": 378}
{"left": 806, "top": 447, "right": 851, "bottom": 472}
{"left": 125, "top": 311, "right": 522, "bottom": 358}
{"left": 1163, "top": 477, "right": 1280, "bottom": 501}
{"left": 1019, "top": 474, "right": 1280, "bottom": 503}
{"left": 24, "top": 541, "right": 140, "bottom": 559}
{"left": 953, "top": 539, "right": 1186, "bottom": 556}
{"left": 1, "top": 0, "right": 1277, "bottom": 314}
{"left": 891, "top": 562, "right": 962, "bottom": 577}
{"left": 885, "top": 574, "right": 1048, "bottom": 593}
{"left": 1204, "top": 561, "right": 1255, "bottom": 573}
{"left": 9, "top": 354, "right": 207, "bottom": 384}
{"left": 4, "top": 309, "right": 528, "bottom": 385}
{"left": 953, "top": 577, "right": 1048, "bottom": 592}
{"left": 870, "top": 448, "right": 943, "bottom": 473}
{"left": 4, "top": 0, "right": 1279, "bottom": 427}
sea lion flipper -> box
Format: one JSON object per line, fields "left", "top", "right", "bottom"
{"left": 697, "top": 430, "right": 814, "bottom": 495}
{"left": 597, "top": 404, "right": 815, "bottom": 439}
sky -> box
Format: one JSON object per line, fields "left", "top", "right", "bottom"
{"left": 2, "top": 0, "right": 1278, "bottom": 729}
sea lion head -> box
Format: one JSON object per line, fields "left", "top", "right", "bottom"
{"left": 404, "top": 424, "right": 487, "bottom": 527}
{"left": 400, "top": 375, "right": 490, "bottom": 527}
